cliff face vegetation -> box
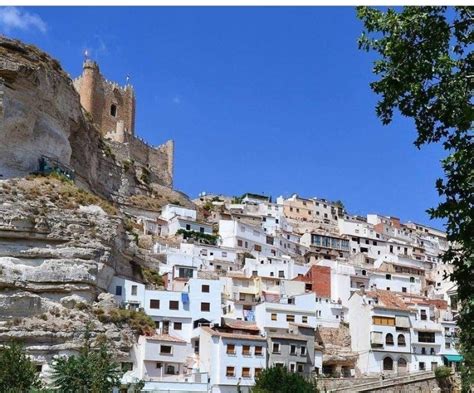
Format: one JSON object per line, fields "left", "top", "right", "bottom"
{"left": 0, "top": 36, "right": 193, "bottom": 377}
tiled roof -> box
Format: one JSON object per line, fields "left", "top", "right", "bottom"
{"left": 222, "top": 318, "right": 260, "bottom": 332}
{"left": 201, "top": 326, "right": 266, "bottom": 342}
{"left": 365, "top": 289, "right": 409, "bottom": 311}
{"left": 267, "top": 332, "right": 308, "bottom": 342}
{"left": 146, "top": 334, "right": 187, "bottom": 343}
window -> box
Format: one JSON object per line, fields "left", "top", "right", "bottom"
{"left": 226, "top": 344, "right": 236, "bottom": 355}
{"left": 446, "top": 342, "right": 451, "bottom": 349}
{"left": 410, "top": 277, "right": 415, "bottom": 283}
{"left": 115, "top": 286, "right": 122, "bottom": 296}
{"left": 238, "top": 240, "right": 243, "bottom": 247}
{"left": 178, "top": 267, "right": 194, "bottom": 278}
{"left": 286, "top": 315, "right": 295, "bottom": 322}
{"left": 199, "top": 227, "right": 205, "bottom": 233}
{"left": 201, "top": 285, "right": 210, "bottom": 293}
{"left": 383, "top": 357, "right": 393, "bottom": 371}
{"left": 255, "top": 346, "right": 263, "bottom": 356}
{"left": 421, "top": 347, "right": 426, "bottom": 355}
{"left": 186, "top": 224, "right": 191, "bottom": 230}
{"left": 278, "top": 270, "right": 285, "bottom": 278}
{"left": 271, "top": 313, "right": 277, "bottom": 321}
{"left": 226, "top": 366, "right": 235, "bottom": 377}
{"left": 150, "top": 299, "right": 160, "bottom": 309}
{"left": 430, "top": 348, "right": 435, "bottom": 355}
{"left": 419, "top": 362, "right": 426, "bottom": 371}
{"left": 420, "top": 310, "right": 427, "bottom": 321}
{"left": 297, "top": 364, "right": 304, "bottom": 373}
{"left": 174, "top": 322, "right": 182, "bottom": 330}
{"left": 300, "top": 346, "right": 307, "bottom": 356}
{"left": 402, "top": 287, "right": 407, "bottom": 293}
{"left": 302, "top": 316, "right": 308, "bottom": 324}
{"left": 254, "top": 244, "right": 262, "bottom": 252}
{"left": 110, "top": 104, "right": 117, "bottom": 117}
{"left": 169, "top": 301, "right": 179, "bottom": 310}
{"left": 166, "top": 365, "right": 175, "bottom": 375}
{"left": 398, "top": 334, "right": 406, "bottom": 346}
{"left": 272, "top": 343, "right": 280, "bottom": 353}
{"left": 131, "top": 285, "right": 137, "bottom": 296}
{"left": 242, "top": 367, "right": 251, "bottom": 378}
{"left": 386, "top": 274, "right": 392, "bottom": 280}
{"left": 398, "top": 358, "right": 407, "bottom": 369}
{"left": 255, "top": 368, "right": 262, "bottom": 377}
{"left": 160, "top": 345, "right": 172, "bottom": 355}
{"left": 201, "top": 302, "right": 210, "bottom": 312}
{"left": 386, "top": 333, "right": 394, "bottom": 346}
{"left": 156, "top": 362, "right": 162, "bottom": 368}
{"left": 243, "top": 345, "right": 251, "bottom": 356}
{"left": 372, "top": 316, "right": 395, "bottom": 326}
{"left": 290, "top": 345, "right": 297, "bottom": 355}
{"left": 290, "top": 363, "right": 296, "bottom": 372}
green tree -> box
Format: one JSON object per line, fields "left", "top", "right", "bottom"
{"left": 252, "top": 366, "right": 318, "bottom": 393}
{"left": 357, "top": 6, "right": 473, "bottom": 390}
{"left": 51, "top": 330, "right": 122, "bottom": 393}
{"left": 0, "top": 341, "right": 42, "bottom": 392}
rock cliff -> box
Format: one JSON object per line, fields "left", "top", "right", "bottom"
{"left": 0, "top": 36, "right": 191, "bottom": 376}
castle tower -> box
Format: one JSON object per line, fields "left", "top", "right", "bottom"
{"left": 77, "top": 59, "right": 102, "bottom": 123}
{"left": 73, "top": 59, "right": 136, "bottom": 142}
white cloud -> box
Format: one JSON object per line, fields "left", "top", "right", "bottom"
{"left": 0, "top": 7, "right": 47, "bottom": 34}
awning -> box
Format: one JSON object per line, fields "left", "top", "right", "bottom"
{"left": 443, "top": 354, "right": 464, "bottom": 362}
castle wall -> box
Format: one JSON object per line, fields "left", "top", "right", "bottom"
{"left": 106, "top": 138, "right": 174, "bottom": 189}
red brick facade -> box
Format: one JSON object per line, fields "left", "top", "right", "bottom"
{"left": 294, "top": 265, "right": 331, "bottom": 298}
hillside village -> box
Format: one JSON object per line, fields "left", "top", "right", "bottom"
{"left": 0, "top": 36, "right": 462, "bottom": 392}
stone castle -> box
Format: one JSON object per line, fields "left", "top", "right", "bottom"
{"left": 73, "top": 59, "right": 175, "bottom": 188}
{"left": 73, "top": 59, "right": 135, "bottom": 143}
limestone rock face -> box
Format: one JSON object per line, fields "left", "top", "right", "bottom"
{"left": 0, "top": 38, "right": 79, "bottom": 178}
{"left": 0, "top": 177, "right": 136, "bottom": 369}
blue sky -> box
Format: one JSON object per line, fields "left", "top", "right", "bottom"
{"left": 0, "top": 6, "right": 446, "bottom": 229}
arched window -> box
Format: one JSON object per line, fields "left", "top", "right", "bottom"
{"left": 398, "top": 334, "right": 406, "bottom": 346}
{"left": 110, "top": 104, "right": 117, "bottom": 117}
{"left": 362, "top": 270, "right": 366, "bottom": 276}
{"left": 398, "top": 358, "right": 407, "bottom": 370}
{"left": 383, "top": 357, "right": 393, "bottom": 371}
{"left": 410, "top": 276, "right": 415, "bottom": 283}
{"left": 386, "top": 333, "right": 394, "bottom": 346}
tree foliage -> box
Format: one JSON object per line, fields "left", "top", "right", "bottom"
{"left": 252, "top": 366, "right": 318, "bottom": 393}
{"left": 51, "top": 330, "right": 122, "bottom": 393}
{"left": 357, "top": 6, "right": 473, "bottom": 390}
{"left": 0, "top": 341, "right": 42, "bottom": 392}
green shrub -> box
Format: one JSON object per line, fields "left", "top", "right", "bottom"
{"left": 142, "top": 267, "right": 164, "bottom": 288}
{"left": 176, "top": 229, "right": 218, "bottom": 245}
{"left": 435, "top": 366, "right": 452, "bottom": 379}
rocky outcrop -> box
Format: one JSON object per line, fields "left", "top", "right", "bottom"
{"left": 0, "top": 38, "right": 78, "bottom": 178}
{"left": 0, "top": 176, "right": 138, "bottom": 370}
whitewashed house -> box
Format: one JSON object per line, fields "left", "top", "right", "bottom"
{"left": 198, "top": 320, "right": 267, "bottom": 393}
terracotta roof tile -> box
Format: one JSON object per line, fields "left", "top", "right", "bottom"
{"left": 201, "top": 326, "right": 266, "bottom": 342}
{"left": 146, "top": 334, "right": 187, "bottom": 343}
